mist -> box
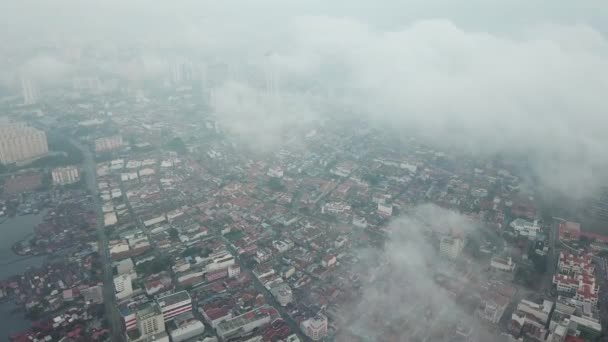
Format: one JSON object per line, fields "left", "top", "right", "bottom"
{"left": 2, "top": 1, "right": 607, "bottom": 197}
{"left": 2, "top": 1, "right": 608, "bottom": 341}
{"left": 342, "top": 205, "right": 481, "bottom": 340}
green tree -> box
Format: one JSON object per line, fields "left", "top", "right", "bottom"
{"left": 136, "top": 256, "right": 174, "bottom": 275}
{"left": 166, "top": 137, "right": 187, "bottom": 154}
{"left": 363, "top": 173, "right": 382, "bottom": 186}
{"left": 168, "top": 228, "right": 179, "bottom": 240}
{"left": 268, "top": 177, "right": 286, "bottom": 192}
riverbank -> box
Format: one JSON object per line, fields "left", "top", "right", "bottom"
{"left": 0, "top": 212, "right": 48, "bottom": 337}
{"left": 0, "top": 212, "right": 48, "bottom": 279}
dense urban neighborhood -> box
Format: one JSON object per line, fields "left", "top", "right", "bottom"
{"left": 0, "top": 72, "right": 608, "bottom": 342}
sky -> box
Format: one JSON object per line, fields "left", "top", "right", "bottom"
{"left": 2, "top": 1, "right": 608, "bottom": 198}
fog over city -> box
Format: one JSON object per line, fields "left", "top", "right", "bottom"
{"left": 1, "top": 1, "right": 608, "bottom": 341}
{"left": 2, "top": 0, "right": 608, "bottom": 197}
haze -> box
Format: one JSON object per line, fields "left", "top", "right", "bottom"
{"left": 1, "top": 1, "right": 608, "bottom": 342}
{"left": 2, "top": 0, "right": 608, "bottom": 197}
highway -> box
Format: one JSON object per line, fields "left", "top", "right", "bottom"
{"left": 71, "top": 138, "right": 125, "bottom": 342}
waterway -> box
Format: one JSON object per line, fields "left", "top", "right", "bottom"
{"left": 0, "top": 212, "right": 48, "bottom": 338}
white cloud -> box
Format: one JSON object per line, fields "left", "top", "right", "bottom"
{"left": 343, "top": 205, "right": 481, "bottom": 339}
{"left": 19, "top": 54, "right": 74, "bottom": 84}
{"left": 211, "top": 80, "right": 321, "bottom": 152}
{"left": 3, "top": 1, "right": 608, "bottom": 197}
{"left": 254, "top": 17, "right": 608, "bottom": 197}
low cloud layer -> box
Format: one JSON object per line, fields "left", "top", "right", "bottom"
{"left": 19, "top": 55, "right": 74, "bottom": 84}
{"left": 342, "top": 204, "right": 482, "bottom": 340}
{"left": 213, "top": 17, "right": 608, "bottom": 197}
{"left": 211, "top": 80, "right": 321, "bottom": 151}
{"left": 2, "top": 1, "right": 607, "bottom": 198}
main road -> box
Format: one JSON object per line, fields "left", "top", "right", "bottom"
{"left": 71, "top": 138, "right": 125, "bottom": 342}
{"left": 222, "top": 237, "right": 309, "bottom": 342}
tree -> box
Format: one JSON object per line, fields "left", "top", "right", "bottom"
{"left": 268, "top": 177, "right": 286, "bottom": 192}
{"left": 182, "top": 246, "right": 202, "bottom": 258}
{"left": 465, "top": 236, "right": 481, "bottom": 258}
{"left": 168, "top": 228, "right": 179, "bottom": 240}
{"left": 166, "top": 137, "right": 187, "bottom": 155}
{"left": 363, "top": 173, "right": 382, "bottom": 186}
{"left": 136, "top": 256, "right": 174, "bottom": 275}
{"left": 514, "top": 267, "right": 535, "bottom": 287}
{"left": 531, "top": 254, "right": 548, "bottom": 274}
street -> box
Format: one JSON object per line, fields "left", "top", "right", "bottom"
{"left": 541, "top": 219, "right": 559, "bottom": 293}
{"left": 222, "top": 237, "right": 310, "bottom": 342}
{"left": 593, "top": 255, "right": 608, "bottom": 334}
{"left": 71, "top": 138, "right": 125, "bottom": 342}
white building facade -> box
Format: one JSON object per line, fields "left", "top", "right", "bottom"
{"left": 0, "top": 122, "right": 48, "bottom": 164}
{"left": 301, "top": 313, "right": 328, "bottom": 341}
{"left": 52, "top": 166, "right": 80, "bottom": 185}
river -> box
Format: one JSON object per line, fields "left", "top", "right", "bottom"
{"left": 0, "top": 212, "right": 48, "bottom": 338}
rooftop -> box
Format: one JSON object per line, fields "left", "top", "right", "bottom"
{"left": 157, "top": 290, "right": 191, "bottom": 308}
{"left": 217, "top": 306, "right": 274, "bottom": 332}
{"left": 137, "top": 302, "right": 162, "bottom": 320}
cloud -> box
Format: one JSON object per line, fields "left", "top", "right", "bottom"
{"left": 2, "top": 1, "right": 607, "bottom": 197}
{"left": 18, "top": 54, "right": 74, "bottom": 84}
{"left": 341, "top": 205, "right": 483, "bottom": 340}
{"left": 241, "top": 17, "right": 608, "bottom": 197}
{"left": 211, "top": 80, "right": 321, "bottom": 152}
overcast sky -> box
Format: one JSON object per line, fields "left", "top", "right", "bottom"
{"left": 3, "top": 0, "right": 608, "bottom": 198}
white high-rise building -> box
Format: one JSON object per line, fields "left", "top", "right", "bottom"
{"left": 94, "top": 135, "right": 123, "bottom": 152}
{"left": 52, "top": 166, "right": 80, "bottom": 185}
{"left": 264, "top": 55, "right": 281, "bottom": 112}
{"left": 113, "top": 274, "right": 133, "bottom": 301}
{"left": 301, "top": 313, "right": 328, "bottom": 341}
{"left": 439, "top": 236, "right": 464, "bottom": 259}
{"left": 0, "top": 122, "right": 48, "bottom": 164}
{"left": 271, "top": 283, "right": 293, "bottom": 307}
{"left": 137, "top": 302, "right": 166, "bottom": 337}
{"left": 171, "top": 60, "right": 195, "bottom": 85}
{"left": 21, "top": 77, "right": 39, "bottom": 105}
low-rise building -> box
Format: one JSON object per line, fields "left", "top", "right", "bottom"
{"left": 157, "top": 291, "right": 192, "bottom": 322}
{"left": 490, "top": 256, "right": 516, "bottom": 273}
{"left": 116, "top": 258, "right": 135, "bottom": 276}
{"left": 216, "top": 306, "right": 273, "bottom": 341}
{"left": 267, "top": 166, "right": 284, "bottom": 178}
{"left": 510, "top": 299, "right": 554, "bottom": 340}
{"left": 201, "top": 307, "right": 232, "bottom": 329}
{"left": 168, "top": 312, "right": 205, "bottom": 342}
{"left": 557, "top": 252, "right": 594, "bottom": 275}
{"left": 81, "top": 284, "right": 104, "bottom": 304}
{"left": 322, "top": 255, "right": 337, "bottom": 268}
{"left": 510, "top": 218, "right": 541, "bottom": 239}
{"left": 559, "top": 221, "right": 581, "bottom": 241}
{"left": 321, "top": 202, "right": 351, "bottom": 216}
{"left": 272, "top": 240, "right": 294, "bottom": 253}
{"left": 377, "top": 203, "right": 393, "bottom": 217}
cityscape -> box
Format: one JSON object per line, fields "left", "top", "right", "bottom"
{"left": 1, "top": 2, "right": 608, "bottom": 342}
